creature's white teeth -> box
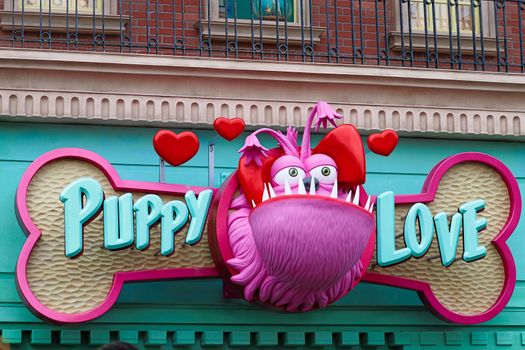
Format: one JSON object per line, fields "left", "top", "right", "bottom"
{"left": 330, "top": 181, "right": 338, "bottom": 199}
{"left": 352, "top": 185, "right": 360, "bottom": 205}
{"left": 309, "top": 176, "right": 317, "bottom": 196}
{"left": 268, "top": 183, "right": 277, "bottom": 199}
{"left": 251, "top": 200, "right": 256, "bottom": 208}
{"left": 262, "top": 186, "right": 270, "bottom": 202}
{"left": 297, "top": 176, "right": 306, "bottom": 195}
{"left": 364, "top": 196, "right": 371, "bottom": 210}
{"left": 369, "top": 203, "right": 375, "bottom": 213}
{"left": 284, "top": 177, "right": 292, "bottom": 195}
{"left": 345, "top": 191, "right": 353, "bottom": 202}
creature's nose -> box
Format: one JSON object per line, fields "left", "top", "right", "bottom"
{"left": 303, "top": 176, "right": 320, "bottom": 192}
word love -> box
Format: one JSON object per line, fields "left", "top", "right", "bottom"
{"left": 376, "top": 191, "right": 487, "bottom": 267}
{"left": 60, "top": 178, "right": 213, "bottom": 258}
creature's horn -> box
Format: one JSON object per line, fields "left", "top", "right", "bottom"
{"left": 239, "top": 128, "right": 299, "bottom": 166}
{"left": 300, "top": 101, "right": 342, "bottom": 161}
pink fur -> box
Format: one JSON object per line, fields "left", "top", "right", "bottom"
{"left": 226, "top": 195, "right": 373, "bottom": 312}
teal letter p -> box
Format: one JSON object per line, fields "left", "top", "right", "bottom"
{"left": 59, "top": 178, "right": 103, "bottom": 258}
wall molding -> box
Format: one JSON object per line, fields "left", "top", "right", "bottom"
{"left": 2, "top": 91, "right": 523, "bottom": 138}
{"left": 0, "top": 48, "right": 523, "bottom": 139}
{"left": 2, "top": 328, "right": 525, "bottom": 347}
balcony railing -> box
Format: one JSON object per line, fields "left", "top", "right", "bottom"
{"left": 0, "top": 0, "right": 523, "bottom": 73}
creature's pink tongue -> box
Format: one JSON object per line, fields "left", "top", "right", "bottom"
{"left": 249, "top": 197, "right": 374, "bottom": 291}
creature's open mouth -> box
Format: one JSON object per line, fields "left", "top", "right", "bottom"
{"left": 254, "top": 182, "right": 375, "bottom": 215}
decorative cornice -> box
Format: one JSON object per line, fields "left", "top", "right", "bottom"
{"left": 3, "top": 328, "right": 525, "bottom": 347}
{"left": 0, "top": 48, "right": 523, "bottom": 139}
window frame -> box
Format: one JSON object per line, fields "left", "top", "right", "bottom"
{"left": 390, "top": 0, "right": 499, "bottom": 56}
{"left": 208, "top": 0, "right": 308, "bottom": 26}
{"left": 1, "top": 0, "right": 123, "bottom": 34}
{"left": 4, "top": 0, "right": 116, "bottom": 15}
{"left": 395, "top": 0, "right": 495, "bottom": 38}
{"left": 198, "top": 0, "right": 325, "bottom": 45}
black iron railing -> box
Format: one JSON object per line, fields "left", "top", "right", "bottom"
{"left": 2, "top": 0, "right": 524, "bottom": 72}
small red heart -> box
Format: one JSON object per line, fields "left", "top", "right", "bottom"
{"left": 153, "top": 130, "right": 200, "bottom": 167}
{"left": 214, "top": 117, "right": 246, "bottom": 141}
{"left": 367, "top": 129, "right": 399, "bottom": 156}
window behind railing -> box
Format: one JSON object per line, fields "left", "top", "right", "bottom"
{"left": 410, "top": 0, "right": 480, "bottom": 33}
{"left": 0, "top": 0, "right": 523, "bottom": 73}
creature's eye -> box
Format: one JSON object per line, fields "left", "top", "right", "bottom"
{"left": 273, "top": 166, "right": 306, "bottom": 185}
{"left": 309, "top": 165, "right": 337, "bottom": 184}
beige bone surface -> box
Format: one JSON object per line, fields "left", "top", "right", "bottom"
{"left": 367, "top": 162, "right": 508, "bottom": 316}
{"left": 25, "top": 159, "right": 215, "bottom": 314}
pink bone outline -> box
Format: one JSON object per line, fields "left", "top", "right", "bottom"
{"left": 16, "top": 148, "right": 220, "bottom": 324}
{"left": 362, "top": 152, "right": 520, "bottom": 324}
{"left": 16, "top": 150, "right": 520, "bottom": 324}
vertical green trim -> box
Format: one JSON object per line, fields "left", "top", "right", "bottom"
{"left": 336, "top": 331, "right": 360, "bottom": 346}
{"left": 201, "top": 331, "right": 224, "bottom": 346}
{"left": 31, "top": 330, "right": 52, "bottom": 345}
{"left": 60, "top": 330, "right": 81, "bottom": 345}
{"left": 445, "top": 332, "right": 463, "bottom": 346}
{"left": 90, "top": 330, "right": 110, "bottom": 345}
{"left": 228, "top": 331, "right": 251, "bottom": 346}
{"left": 390, "top": 332, "right": 415, "bottom": 346}
{"left": 496, "top": 332, "right": 514, "bottom": 346}
{"left": 2, "top": 329, "right": 22, "bottom": 344}
{"left": 145, "top": 330, "right": 167, "bottom": 345}
{"left": 256, "top": 331, "right": 278, "bottom": 347}
{"left": 173, "top": 331, "right": 196, "bottom": 346}
{"left": 119, "top": 330, "right": 139, "bottom": 344}
{"left": 312, "top": 331, "right": 332, "bottom": 346}
{"left": 283, "top": 331, "right": 305, "bottom": 346}
{"left": 419, "top": 332, "right": 439, "bottom": 346}
{"left": 471, "top": 332, "right": 489, "bottom": 346}
{"left": 363, "top": 332, "right": 385, "bottom": 346}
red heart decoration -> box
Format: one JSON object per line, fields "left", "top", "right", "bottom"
{"left": 153, "top": 130, "right": 200, "bottom": 167}
{"left": 214, "top": 117, "right": 246, "bottom": 141}
{"left": 367, "top": 129, "right": 399, "bottom": 156}
{"left": 313, "top": 124, "right": 366, "bottom": 187}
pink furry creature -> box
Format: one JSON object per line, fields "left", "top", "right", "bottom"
{"left": 217, "top": 101, "right": 376, "bottom": 312}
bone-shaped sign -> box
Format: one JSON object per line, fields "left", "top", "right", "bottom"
{"left": 15, "top": 149, "right": 520, "bottom": 324}
{"left": 363, "top": 153, "right": 520, "bottom": 324}
{"left": 16, "top": 149, "right": 219, "bottom": 324}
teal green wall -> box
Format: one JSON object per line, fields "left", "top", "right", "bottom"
{"left": 1, "top": 121, "right": 525, "bottom": 349}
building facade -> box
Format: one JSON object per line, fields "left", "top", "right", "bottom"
{"left": 1, "top": 1, "right": 525, "bottom": 349}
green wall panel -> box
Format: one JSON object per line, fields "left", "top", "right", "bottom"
{"left": 1, "top": 121, "right": 525, "bottom": 349}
